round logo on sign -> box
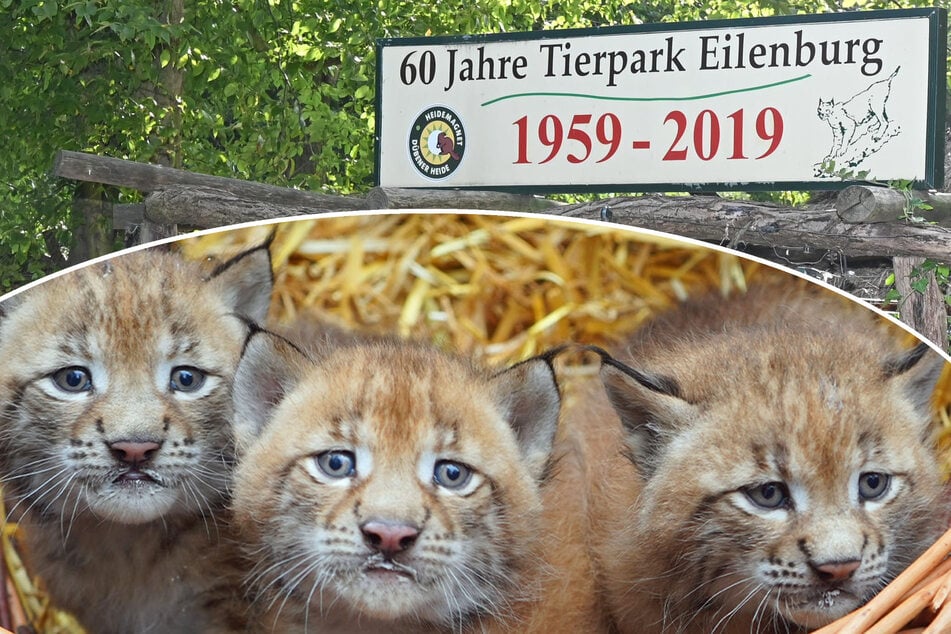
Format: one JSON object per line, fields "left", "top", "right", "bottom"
{"left": 408, "top": 106, "right": 465, "bottom": 180}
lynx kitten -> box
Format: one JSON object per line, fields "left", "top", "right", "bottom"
{"left": 226, "top": 328, "right": 595, "bottom": 633}
{"left": 586, "top": 281, "right": 947, "bottom": 633}
{"left": 0, "top": 243, "right": 273, "bottom": 633}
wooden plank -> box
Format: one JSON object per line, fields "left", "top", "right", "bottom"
{"left": 555, "top": 195, "right": 951, "bottom": 260}
{"left": 53, "top": 150, "right": 366, "bottom": 211}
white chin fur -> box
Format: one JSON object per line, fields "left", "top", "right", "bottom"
{"left": 85, "top": 486, "right": 179, "bottom": 524}
{"left": 783, "top": 599, "right": 859, "bottom": 630}
{"left": 334, "top": 575, "right": 449, "bottom": 622}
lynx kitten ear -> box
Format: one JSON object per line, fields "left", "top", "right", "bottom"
{"left": 885, "top": 342, "right": 947, "bottom": 435}
{"left": 600, "top": 357, "right": 696, "bottom": 477}
{"left": 208, "top": 239, "right": 274, "bottom": 324}
{"left": 492, "top": 356, "right": 561, "bottom": 480}
{"left": 232, "top": 329, "right": 311, "bottom": 450}
{"left": 0, "top": 290, "right": 24, "bottom": 322}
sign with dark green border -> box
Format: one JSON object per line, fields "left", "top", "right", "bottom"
{"left": 375, "top": 8, "right": 946, "bottom": 193}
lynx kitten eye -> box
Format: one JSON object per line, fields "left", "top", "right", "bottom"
{"left": 51, "top": 366, "right": 93, "bottom": 393}
{"left": 169, "top": 366, "right": 206, "bottom": 392}
{"left": 433, "top": 460, "right": 472, "bottom": 490}
{"left": 316, "top": 450, "right": 356, "bottom": 478}
{"left": 858, "top": 472, "right": 891, "bottom": 501}
{"left": 744, "top": 481, "right": 790, "bottom": 510}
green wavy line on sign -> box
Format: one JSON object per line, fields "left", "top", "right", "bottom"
{"left": 480, "top": 74, "right": 812, "bottom": 107}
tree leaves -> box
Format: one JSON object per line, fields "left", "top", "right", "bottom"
{"left": 0, "top": 0, "right": 944, "bottom": 291}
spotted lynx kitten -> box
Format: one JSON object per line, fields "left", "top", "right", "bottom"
{"left": 584, "top": 281, "right": 947, "bottom": 633}
{"left": 0, "top": 243, "right": 273, "bottom": 633}
{"left": 225, "top": 328, "right": 599, "bottom": 633}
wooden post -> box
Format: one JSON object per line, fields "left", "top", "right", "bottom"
{"left": 892, "top": 256, "right": 949, "bottom": 353}
{"left": 0, "top": 535, "right": 12, "bottom": 633}
{"left": 66, "top": 183, "right": 115, "bottom": 266}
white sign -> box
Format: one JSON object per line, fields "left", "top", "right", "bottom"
{"left": 375, "top": 9, "right": 946, "bottom": 191}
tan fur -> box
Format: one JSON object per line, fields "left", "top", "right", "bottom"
{"left": 0, "top": 244, "right": 272, "bottom": 634}
{"left": 582, "top": 280, "right": 948, "bottom": 633}
{"left": 482, "top": 366, "right": 612, "bottom": 634}
{"left": 227, "top": 330, "right": 599, "bottom": 633}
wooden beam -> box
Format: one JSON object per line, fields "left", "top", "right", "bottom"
{"left": 112, "top": 203, "right": 145, "bottom": 228}
{"left": 145, "top": 185, "right": 566, "bottom": 229}
{"left": 53, "top": 150, "right": 366, "bottom": 211}
{"left": 836, "top": 185, "right": 951, "bottom": 225}
{"left": 555, "top": 195, "right": 951, "bottom": 260}
{"left": 365, "top": 187, "right": 562, "bottom": 213}
{"left": 144, "top": 186, "right": 347, "bottom": 228}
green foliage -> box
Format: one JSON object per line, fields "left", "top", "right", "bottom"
{"left": 0, "top": 0, "right": 948, "bottom": 290}
{"left": 884, "top": 260, "right": 951, "bottom": 305}
{"left": 816, "top": 159, "right": 872, "bottom": 182}
{"left": 883, "top": 178, "right": 938, "bottom": 224}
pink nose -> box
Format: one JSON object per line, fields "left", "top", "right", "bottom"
{"left": 109, "top": 440, "right": 161, "bottom": 466}
{"left": 812, "top": 559, "right": 861, "bottom": 582}
{"left": 360, "top": 520, "right": 420, "bottom": 556}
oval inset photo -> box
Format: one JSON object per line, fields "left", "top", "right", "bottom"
{"left": 1, "top": 212, "right": 949, "bottom": 634}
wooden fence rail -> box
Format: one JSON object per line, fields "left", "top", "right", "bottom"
{"left": 51, "top": 150, "right": 949, "bottom": 351}
{"left": 555, "top": 195, "right": 951, "bottom": 261}
{"left": 54, "top": 150, "right": 367, "bottom": 211}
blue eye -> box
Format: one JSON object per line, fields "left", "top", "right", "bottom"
{"left": 858, "top": 472, "right": 890, "bottom": 501}
{"left": 744, "top": 481, "right": 790, "bottom": 510}
{"left": 52, "top": 366, "right": 93, "bottom": 393}
{"left": 434, "top": 460, "right": 472, "bottom": 490}
{"left": 316, "top": 450, "right": 356, "bottom": 478}
{"left": 169, "top": 366, "right": 206, "bottom": 392}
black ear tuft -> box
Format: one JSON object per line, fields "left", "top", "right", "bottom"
{"left": 585, "top": 345, "right": 683, "bottom": 399}
{"left": 232, "top": 328, "right": 311, "bottom": 450}
{"left": 884, "top": 342, "right": 931, "bottom": 378}
{"left": 0, "top": 288, "right": 27, "bottom": 322}
{"left": 208, "top": 238, "right": 274, "bottom": 324}
{"left": 596, "top": 349, "right": 693, "bottom": 478}
{"left": 884, "top": 342, "right": 947, "bottom": 427}
{"left": 208, "top": 231, "right": 276, "bottom": 279}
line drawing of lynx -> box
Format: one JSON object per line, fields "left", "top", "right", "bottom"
{"left": 814, "top": 66, "right": 901, "bottom": 177}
